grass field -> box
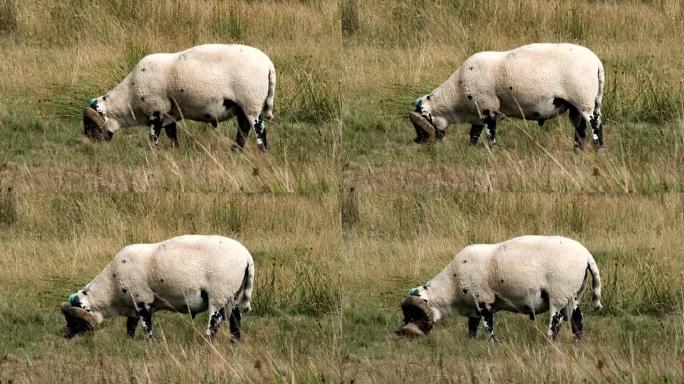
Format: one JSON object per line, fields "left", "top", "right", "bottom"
{"left": 1, "top": 0, "right": 683, "bottom": 382}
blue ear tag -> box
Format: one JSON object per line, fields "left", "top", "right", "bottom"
{"left": 68, "top": 293, "right": 80, "bottom": 307}
{"left": 89, "top": 98, "right": 97, "bottom": 108}
{"left": 414, "top": 98, "right": 422, "bottom": 109}
{"left": 409, "top": 288, "right": 419, "bottom": 297}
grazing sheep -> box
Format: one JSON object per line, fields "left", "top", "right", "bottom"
{"left": 410, "top": 43, "right": 605, "bottom": 150}
{"left": 83, "top": 44, "right": 276, "bottom": 151}
{"left": 397, "top": 235, "right": 602, "bottom": 341}
{"left": 61, "top": 235, "right": 255, "bottom": 342}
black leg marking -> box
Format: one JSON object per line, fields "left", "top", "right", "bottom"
{"left": 149, "top": 111, "right": 162, "bottom": 147}
{"left": 569, "top": 107, "right": 587, "bottom": 150}
{"left": 571, "top": 306, "right": 583, "bottom": 340}
{"left": 233, "top": 108, "right": 251, "bottom": 151}
{"left": 126, "top": 316, "right": 139, "bottom": 338}
{"left": 482, "top": 112, "right": 497, "bottom": 147}
{"left": 254, "top": 119, "right": 267, "bottom": 151}
{"left": 229, "top": 306, "right": 242, "bottom": 342}
{"left": 469, "top": 124, "right": 484, "bottom": 145}
{"left": 478, "top": 304, "right": 495, "bottom": 342}
{"left": 550, "top": 311, "right": 564, "bottom": 340}
{"left": 136, "top": 302, "right": 154, "bottom": 341}
{"left": 590, "top": 113, "right": 604, "bottom": 149}
{"left": 164, "top": 122, "right": 178, "bottom": 147}
{"left": 208, "top": 309, "right": 223, "bottom": 340}
{"left": 467, "top": 316, "right": 480, "bottom": 338}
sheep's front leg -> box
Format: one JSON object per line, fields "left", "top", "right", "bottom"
{"left": 469, "top": 124, "right": 484, "bottom": 145}
{"left": 164, "top": 122, "right": 178, "bottom": 148}
{"left": 136, "top": 302, "right": 155, "bottom": 341}
{"left": 482, "top": 112, "right": 497, "bottom": 147}
{"left": 479, "top": 305, "right": 496, "bottom": 342}
{"left": 229, "top": 306, "right": 242, "bottom": 342}
{"left": 126, "top": 316, "right": 139, "bottom": 338}
{"left": 467, "top": 316, "right": 480, "bottom": 338}
{"left": 148, "top": 112, "right": 163, "bottom": 148}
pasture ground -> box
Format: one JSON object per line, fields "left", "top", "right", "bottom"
{"left": 0, "top": 1, "right": 682, "bottom": 382}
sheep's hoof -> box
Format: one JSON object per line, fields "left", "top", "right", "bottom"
{"left": 257, "top": 144, "right": 268, "bottom": 153}
{"left": 231, "top": 143, "right": 244, "bottom": 152}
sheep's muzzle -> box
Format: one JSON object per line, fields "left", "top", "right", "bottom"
{"left": 61, "top": 302, "right": 97, "bottom": 338}
{"left": 409, "top": 111, "right": 438, "bottom": 144}
{"left": 396, "top": 296, "right": 434, "bottom": 338}
{"left": 82, "top": 107, "right": 110, "bottom": 141}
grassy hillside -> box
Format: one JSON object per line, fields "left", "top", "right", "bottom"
{"left": 0, "top": 0, "right": 682, "bottom": 382}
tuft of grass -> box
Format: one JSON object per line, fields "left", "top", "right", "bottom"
{"left": 0, "top": 184, "right": 16, "bottom": 227}
{"left": 341, "top": 0, "right": 360, "bottom": 38}
{"left": 0, "top": 0, "right": 17, "bottom": 35}
{"left": 340, "top": 183, "right": 359, "bottom": 231}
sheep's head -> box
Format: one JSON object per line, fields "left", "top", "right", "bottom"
{"left": 61, "top": 292, "right": 99, "bottom": 338}
{"left": 396, "top": 295, "right": 434, "bottom": 338}
{"left": 82, "top": 98, "right": 112, "bottom": 142}
{"left": 410, "top": 95, "right": 446, "bottom": 144}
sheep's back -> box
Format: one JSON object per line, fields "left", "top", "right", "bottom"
{"left": 490, "top": 236, "right": 591, "bottom": 303}
{"left": 147, "top": 235, "right": 251, "bottom": 301}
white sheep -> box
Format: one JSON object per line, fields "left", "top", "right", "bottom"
{"left": 397, "top": 235, "right": 602, "bottom": 341}
{"left": 61, "top": 235, "right": 255, "bottom": 342}
{"left": 410, "top": 43, "right": 605, "bottom": 150}
{"left": 83, "top": 44, "right": 276, "bottom": 151}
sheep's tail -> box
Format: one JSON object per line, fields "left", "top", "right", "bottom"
{"left": 262, "top": 65, "right": 276, "bottom": 121}
{"left": 237, "top": 257, "right": 254, "bottom": 313}
{"left": 594, "top": 61, "right": 605, "bottom": 116}
{"left": 587, "top": 255, "right": 602, "bottom": 310}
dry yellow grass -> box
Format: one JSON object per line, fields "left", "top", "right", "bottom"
{"left": 0, "top": 0, "right": 682, "bottom": 382}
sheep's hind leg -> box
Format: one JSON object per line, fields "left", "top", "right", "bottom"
{"left": 547, "top": 302, "right": 565, "bottom": 340}
{"left": 233, "top": 109, "right": 252, "bottom": 151}
{"left": 126, "top": 316, "right": 139, "bottom": 338}
{"left": 206, "top": 304, "right": 224, "bottom": 341}
{"left": 253, "top": 118, "right": 268, "bottom": 152}
{"left": 136, "top": 302, "right": 155, "bottom": 341}
{"left": 228, "top": 306, "right": 242, "bottom": 342}
{"left": 590, "top": 113, "right": 605, "bottom": 150}
{"left": 569, "top": 107, "right": 588, "bottom": 150}
{"left": 467, "top": 316, "right": 480, "bottom": 338}
{"left": 570, "top": 298, "right": 583, "bottom": 340}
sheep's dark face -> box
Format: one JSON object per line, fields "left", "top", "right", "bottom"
{"left": 61, "top": 290, "right": 100, "bottom": 338}
{"left": 82, "top": 98, "right": 111, "bottom": 142}
{"left": 410, "top": 95, "right": 444, "bottom": 143}
{"left": 61, "top": 301, "right": 98, "bottom": 338}
{"left": 396, "top": 294, "right": 434, "bottom": 338}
